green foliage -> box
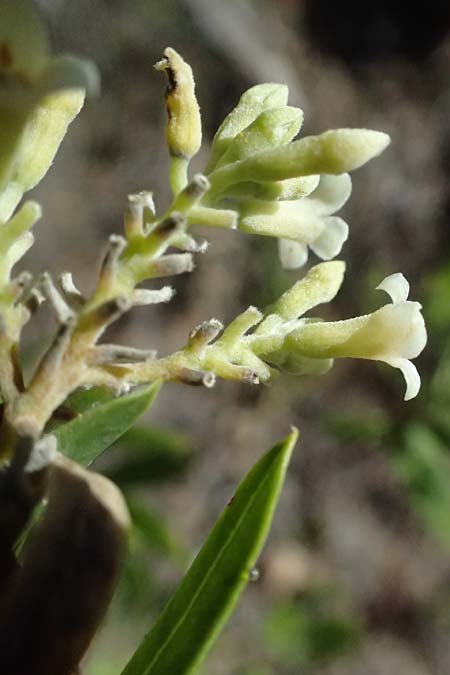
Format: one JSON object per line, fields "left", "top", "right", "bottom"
{"left": 54, "top": 382, "right": 161, "bottom": 466}
{"left": 120, "top": 429, "right": 298, "bottom": 675}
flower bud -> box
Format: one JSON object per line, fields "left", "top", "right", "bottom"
{"left": 215, "top": 106, "right": 303, "bottom": 168}
{"left": 273, "top": 261, "right": 346, "bottom": 320}
{"left": 12, "top": 90, "right": 86, "bottom": 192}
{"left": 155, "top": 48, "right": 202, "bottom": 160}
{"left": 278, "top": 240, "right": 309, "bottom": 270}
{"left": 208, "top": 129, "right": 390, "bottom": 195}
{"left": 207, "top": 83, "right": 288, "bottom": 170}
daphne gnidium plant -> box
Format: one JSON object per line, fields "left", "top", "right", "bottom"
{"left": 0, "top": 2, "right": 427, "bottom": 675}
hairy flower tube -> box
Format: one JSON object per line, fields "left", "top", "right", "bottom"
{"left": 125, "top": 262, "right": 426, "bottom": 402}
{"left": 267, "top": 269, "right": 427, "bottom": 400}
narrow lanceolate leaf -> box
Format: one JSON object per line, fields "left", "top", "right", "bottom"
{"left": 121, "top": 428, "right": 298, "bottom": 675}
{"left": 54, "top": 382, "right": 161, "bottom": 466}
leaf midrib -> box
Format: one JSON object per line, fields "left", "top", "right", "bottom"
{"left": 135, "top": 458, "right": 278, "bottom": 675}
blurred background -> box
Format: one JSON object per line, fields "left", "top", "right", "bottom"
{"left": 30, "top": 1, "right": 450, "bottom": 673}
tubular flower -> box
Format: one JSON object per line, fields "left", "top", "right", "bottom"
{"left": 240, "top": 172, "right": 352, "bottom": 270}
{"left": 200, "top": 81, "right": 390, "bottom": 269}
{"left": 279, "top": 272, "right": 427, "bottom": 400}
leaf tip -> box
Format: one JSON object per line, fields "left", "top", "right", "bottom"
{"left": 285, "top": 425, "right": 299, "bottom": 458}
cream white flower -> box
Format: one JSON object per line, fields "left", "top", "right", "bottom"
{"left": 239, "top": 173, "right": 351, "bottom": 269}
{"left": 277, "top": 172, "right": 352, "bottom": 269}
{"left": 203, "top": 81, "right": 390, "bottom": 271}
{"left": 283, "top": 272, "right": 427, "bottom": 400}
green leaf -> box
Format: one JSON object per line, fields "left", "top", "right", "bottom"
{"left": 64, "top": 386, "right": 114, "bottom": 414}
{"left": 18, "top": 385, "right": 161, "bottom": 555}
{"left": 54, "top": 382, "right": 161, "bottom": 466}
{"left": 121, "top": 428, "right": 298, "bottom": 675}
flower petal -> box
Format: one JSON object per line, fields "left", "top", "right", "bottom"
{"left": 278, "top": 239, "right": 308, "bottom": 269}
{"left": 310, "top": 216, "right": 349, "bottom": 260}
{"left": 376, "top": 273, "right": 409, "bottom": 303}
{"left": 307, "top": 173, "right": 352, "bottom": 216}
{"left": 385, "top": 357, "right": 421, "bottom": 401}
{"left": 239, "top": 199, "right": 324, "bottom": 242}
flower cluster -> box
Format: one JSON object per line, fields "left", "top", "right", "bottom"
{"left": 0, "top": 19, "right": 426, "bottom": 467}
{"left": 257, "top": 265, "right": 426, "bottom": 401}
{"left": 139, "top": 262, "right": 426, "bottom": 401}
{"left": 0, "top": 6, "right": 428, "bottom": 672}
{"left": 199, "top": 83, "right": 389, "bottom": 269}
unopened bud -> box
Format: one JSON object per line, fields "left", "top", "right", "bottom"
{"left": 273, "top": 261, "right": 346, "bottom": 321}
{"left": 155, "top": 48, "right": 202, "bottom": 160}
{"left": 207, "top": 83, "right": 288, "bottom": 171}
{"left": 215, "top": 106, "right": 303, "bottom": 169}
{"left": 208, "top": 129, "right": 390, "bottom": 197}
